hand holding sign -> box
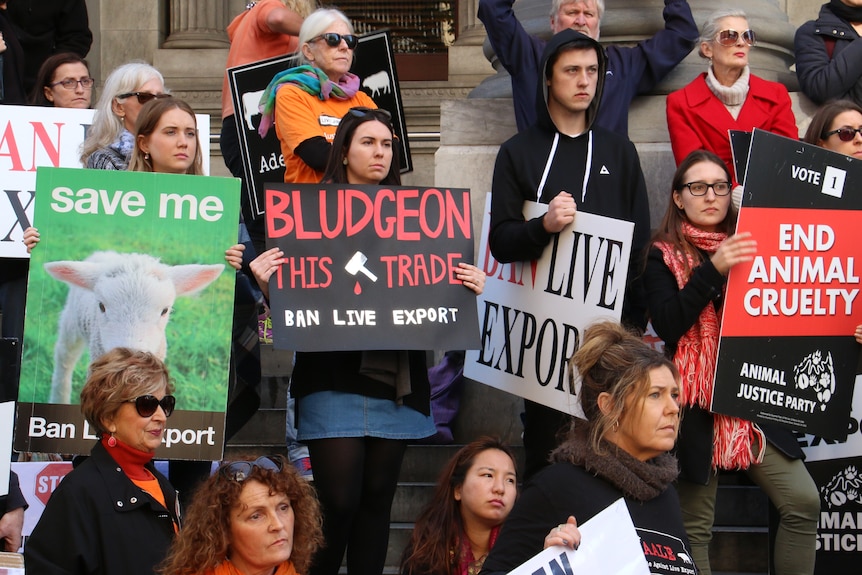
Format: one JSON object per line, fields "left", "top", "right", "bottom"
{"left": 710, "top": 231, "right": 757, "bottom": 275}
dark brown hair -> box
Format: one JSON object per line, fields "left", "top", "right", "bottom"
{"left": 400, "top": 437, "right": 517, "bottom": 575}
{"left": 802, "top": 99, "right": 862, "bottom": 146}
{"left": 159, "top": 456, "right": 323, "bottom": 575}
{"left": 650, "top": 149, "right": 737, "bottom": 277}
{"left": 321, "top": 107, "right": 401, "bottom": 185}
{"left": 29, "top": 52, "right": 91, "bottom": 107}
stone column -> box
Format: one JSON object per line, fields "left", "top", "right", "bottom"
{"left": 162, "top": 0, "right": 230, "bottom": 49}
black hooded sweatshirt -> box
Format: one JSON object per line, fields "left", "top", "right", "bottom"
{"left": 488, "top": 29, "right": 651, "bottom": 328}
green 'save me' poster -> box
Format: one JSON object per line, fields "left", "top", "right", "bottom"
{"left": 15, "top": 167, "right": 240, "bottom": 460}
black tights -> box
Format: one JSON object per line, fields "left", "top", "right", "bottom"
{"left": 307, "top": 436, "right": 408, "bottom": 575}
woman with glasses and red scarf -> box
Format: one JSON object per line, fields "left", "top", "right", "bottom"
{"left": 666, "top": 9, "right": 798, "bottom": 208}
{"left": 160, "top": 456, "right": 323, "bottom": 575}
{"left": 79, "top": 61, "right": 170, "bottom": 170}
{"left": 643, "top": 149, "right": 819, "bottom": 575}
{"left": 24, "top": 347, "right": 182, "bottom": 575}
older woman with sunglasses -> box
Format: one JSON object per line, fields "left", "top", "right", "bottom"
{"left": 644, "top": 149, "right": 819, "bottom": 575}
{"left": 79, "top": 61, "right": 170, "bottom": 170}
{"left": 160, "top": 456, "right": 323, "bottom": 575}
{"left": 666, "top": 9, "right": 798, "bottom": 205}
{"left": 257, "top": 7, "right": 376, "bottom": 185}
{"left": 25, "top": 347, "right": 181, "bottom": 575}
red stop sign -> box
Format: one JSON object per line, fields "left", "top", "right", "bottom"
{"left": 34, "top": 463, "right": 73, "bottom": 506}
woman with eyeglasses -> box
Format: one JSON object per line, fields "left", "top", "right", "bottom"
{"left": 666, "top": 9, "right": 798, "bottom": 206}
{"left": 79, "top": 61, "right": 169, "bottom": 170}
{"left": 160, "top": 456, "right": 323, "bottom": 575}
{"left": 643, "top": 149, "right": 819, "bottom": 575}
{"left": 24, "top": 347, "right": 182, "bottom": 575}
{"left": 257, "top": 7, "right": 376, "bottom": 185}
{"left": 29, "top": 52, "right": 93, "bottom": 108}
{"left": 236, "top": 107, "right": 485, "bottom": 575}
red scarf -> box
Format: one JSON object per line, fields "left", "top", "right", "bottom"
{"left": 457, "top": 525, "right": 500, "bottom": 575}
{"left": 101, "top": 434, "right": 155, "bottom": 480}
{"left": 655, "top": 222, "right": 764, "bottom": 470}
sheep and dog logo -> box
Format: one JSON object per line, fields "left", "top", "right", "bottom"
{"left": 44, "top": 251, "right": 224, "bottom": 403}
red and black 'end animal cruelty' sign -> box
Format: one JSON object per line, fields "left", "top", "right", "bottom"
{"left": 264, "top": 183, "right": 479, "bottom": 352}
{"left": 713, "top": 130, "right": 862, "bottom": 440}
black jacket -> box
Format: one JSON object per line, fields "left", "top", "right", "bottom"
{"left": 4, "top": 0, "right": 92, "bottom": 93}
{"left": 794, "top": 2, "right": 862, "bottom": 105}
{"left": 489, "top": 29, "right": 651, "bottom": 328}
{"left": 644, "top": 246, "right": 804, "bottom": 485}
{"left": 24, "top": 442, "right": 180, "bottom": 575}
{"left": 480, "top": 462, "right": 692, "bottom": 575}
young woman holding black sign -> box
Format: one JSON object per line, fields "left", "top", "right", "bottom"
{"left": 643, "top": 150, "right": 819, "bottom": 575}
{"left": 241, "top": 107, "right": 485, "bottom": 575}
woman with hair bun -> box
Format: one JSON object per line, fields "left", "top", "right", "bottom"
{"left": 481, "top": 321, "right": 691, "bottom": 575}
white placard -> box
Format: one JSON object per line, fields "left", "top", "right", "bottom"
{"left": 0, "top": 402, "right": 12, "bottom": 496}
{"left": 0, "top": 105, "right": 211, "bottom": 259}
{"left": 507, "top": 498, "right": 649, "bottom": 575}
{"left": 465, "top": 195, "right": 634, "bottom": 415}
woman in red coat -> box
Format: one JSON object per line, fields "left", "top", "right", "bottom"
{"left": 666, "top": 9, "right": 798, "bottom": 205}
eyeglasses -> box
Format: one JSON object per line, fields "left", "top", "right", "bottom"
{"left": 310, "top": 32, "right": 358, "bottom": 49}
{"left": 126, "top": 394, "right": 176, "bottom": 418}
{"left": 715, "top": 29, "right": 756, "bottom": 47}
{"left": 681, "top": 181, "right": 732, "bottom": 196}
{"left": 347, "top": 106, "right": 392, "bottom": 122}
{"left": 219, "top": 456, "right": 284, "bottom": 482}
{"left": 117, "top": 92, "right": 172, "bottom": 105}
{"left": 50, "top": 77, "right": 95, "bottom": 90}
{"left": 824, "top": 127, "right": 862, "bottom": 142}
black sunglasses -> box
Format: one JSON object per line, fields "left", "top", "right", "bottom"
{"left": 219, "top": 456, "right": 284, "bottom": 482}
{"left": 347, "top": 106, "right": 392, "bottom": 122}
{"left": 117, "top": 92, "right": 172, "bottom": 105}
{"left": 715, "top": 29, "right": 756, "bottom": 47}
{"left": 126, "top": 394, "right": 176, "bottom": 418}
{"left": 310, "top": 32, "right": 358, "bottom": 49}
{"left": 825, "top": 127, "right": 862, "bottom": 142}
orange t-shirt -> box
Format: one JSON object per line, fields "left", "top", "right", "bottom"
{"left": 274, "top": 85, "right": 376, "bottom": 183}
{"left": 221, "top": 0, "right": 300, "bottom": 119}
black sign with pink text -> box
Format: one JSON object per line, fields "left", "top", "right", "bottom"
{"left": 264, "top": 183, "right": 479, "bottom": 351}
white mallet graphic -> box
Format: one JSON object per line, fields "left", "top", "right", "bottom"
{"left": 345, "top": 251, "right": 378, "bottom": 282}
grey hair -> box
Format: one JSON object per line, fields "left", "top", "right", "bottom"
{"left": 298, "top": 7, "right": 354, "bottom": 65}
{"left": 79, "top": 61, "right": 166, "bottom": 165}
{"left": 698, "top": 9, "right": 748, "bottom": 58}
{"left": 550, "top": 0, "right": 605, "bottom": 22}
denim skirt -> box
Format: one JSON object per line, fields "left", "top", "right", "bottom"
{"left": 297, "top": 390, "right": 436, "bottom": 441}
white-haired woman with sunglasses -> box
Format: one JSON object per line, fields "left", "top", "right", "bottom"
{"left": 25, "top": 347, "right": 182, "bottom": 575}
{"left": 79, "top": 61, "right": 170, "bottom": 170}
{"left": 257, "top": 7, "right": 376, "bottom": 185}
{"left": 160, "top": 456, "right": 323, "bottom": 575}
{"left": 666, "top": 9, "right": 798, "bottom": 206}
{"left": 644, "top": 149, "right": 819, "bottom": 575}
